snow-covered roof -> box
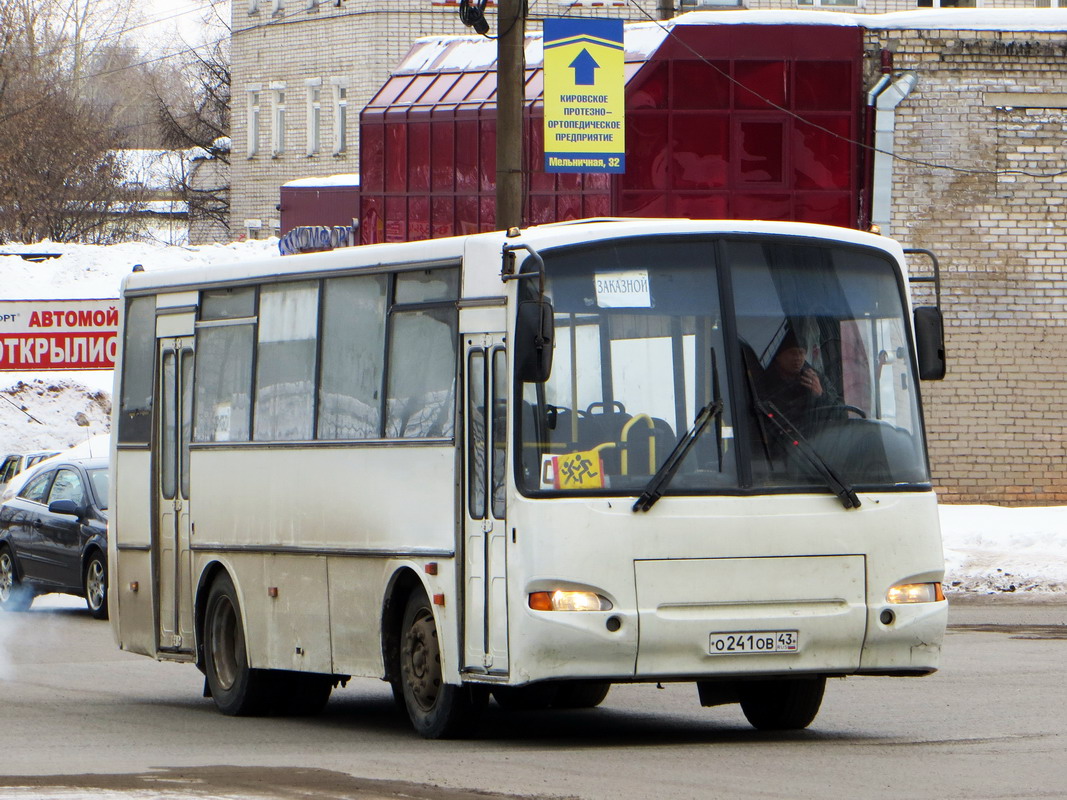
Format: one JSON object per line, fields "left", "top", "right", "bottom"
{"left": 397, "top": 9, "right": 1067, "bottom": 73}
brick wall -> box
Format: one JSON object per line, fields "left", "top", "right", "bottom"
{"left": 865, "top": 28, "right": 1067, "bottom": 504}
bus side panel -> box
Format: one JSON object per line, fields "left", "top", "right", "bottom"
{"left": 188, "top": 447, "right": 456, "bottom": 552}
{"left": 188, "top": 446, "right": 457, "bottom": 676}
{"left": 111, "top": 449, "right": 157, "bottom": 657}
{"left": 327, "top": 557, "right": 393, "bottom": 678}
{"left": 112, "top": 549, "right": 156, "bottom": 657}
{"left": 261, "top": 554, "right": 332, "bottom": 673}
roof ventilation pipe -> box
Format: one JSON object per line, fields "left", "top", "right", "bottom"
{"left": 868, "top": 71, "right": 918, "bottom": 237}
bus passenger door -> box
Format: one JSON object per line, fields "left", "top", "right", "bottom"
{"left": 156, "top": 338, "right": 195, "bottom": 653}
{"left": 463, "top": 337, "right": 509, "bottom": 675}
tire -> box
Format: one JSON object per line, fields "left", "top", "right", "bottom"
{"left": 553, "top": 680, "right": 611, "bottom": 709}
{"left": 739, "top": 677, "right": 826, "bottom": 731}
{"left": 272, "top": 671, "right": 333, "bottom": 716}
{"left": 84, "top": 550, "right": 108, "bottom": 620}
{"left": 203, "top": 573, "right": 272, "bottom": 716}
{"left": 398, "top": 588, "right": 486, "bottom": 738}
{"left": 0, "top": 547, "right": 32, "bottom": 612}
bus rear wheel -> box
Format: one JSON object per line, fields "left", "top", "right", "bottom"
{"left": 398, "top": 588, "right": 485, "bottom": 738}
{"left": 203, "top": 573, "right": 272, "bottom": 716}
{"left": 739, "top": 677, "right": 826, "bottom": 731}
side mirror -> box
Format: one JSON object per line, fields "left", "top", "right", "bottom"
{"left": 48, "top": 499, "right": 84, "bottom": 518}
{"left": 515, "top": 300, "right": 554, "bottom": 383}
{"left": 913, "top": 306, "right": 946, "bottom": 381}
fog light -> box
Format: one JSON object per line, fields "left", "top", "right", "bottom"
{"left": 886, "top": 582, "right": 944, "bottom": 604}
{"left": 529, "top": 590, "right": 612, "bottom": 612}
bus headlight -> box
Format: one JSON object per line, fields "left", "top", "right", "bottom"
{"left": 529, "top": 591, "right": 613, "bottom": 612}
{"left": 886, "top": 582, "right": 945, "bottom": 604}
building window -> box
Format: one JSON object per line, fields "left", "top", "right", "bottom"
{"left": 248, "top": 0, "right": 259, "bottom": 13}
{"left": 798, "top": 0, "right": 858, "bottom": 6}
{"left": 271, "top": 83, "right": 286, "bottom": 157}
{"left": 306, "top": 78, "right": 322, "bottom": 156}
{"left": 271, "top": 0, "right": 283, "bottom": 13}
{"left": 307, "top": 0, "right": 319, "bottom": 8}
{"left": 331, "top": 78, "right": 349, "bottom": 156}
{"left": 247, "top": 88, "right": 262, "bottom": 158}
{"left": 916, "top": 0, "right": 978, "bottom": 6}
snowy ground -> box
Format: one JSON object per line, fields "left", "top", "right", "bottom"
{"left": 2, "top": 239, "right": 1066, "bottom": 598}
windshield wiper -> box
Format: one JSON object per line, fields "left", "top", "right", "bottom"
{"left": 740, "top": 347, "right": 859, "bottom": 510}
{"left": 633, "top": 397, "right": 723, "bottom": 514}
{"left": 746, "top": 389, "right": 861, "bottom": 511}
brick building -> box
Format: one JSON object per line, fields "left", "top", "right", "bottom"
{"left": 862, "top": 12, "right": 1067, "bottom": 503}
{"left": 230, "top": 3, "right": 1067, "bottom": 504}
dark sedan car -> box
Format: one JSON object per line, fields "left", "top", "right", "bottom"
{"left": 0, "top": 457, "right": 109, "bottom": 618}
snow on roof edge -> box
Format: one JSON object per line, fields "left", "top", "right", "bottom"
{"left": 395, "top": 9, "right": 1067, "bottom": 73}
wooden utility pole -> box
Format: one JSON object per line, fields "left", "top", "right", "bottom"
{"left": 658, "top": 0, "right": 675, "bottom": 20}
{"left": 496, "top": 0, "right": 526, "bottom": 230}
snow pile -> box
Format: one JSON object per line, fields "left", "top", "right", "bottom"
{"left": 941, "top": 505, "right": 1067, "bottom": 596}
{"left": 0, "top": 379, "right": 111, "bottom": 455}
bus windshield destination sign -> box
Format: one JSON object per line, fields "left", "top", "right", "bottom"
{"left": 543, "top": 18, "right": 626, "bottom": 174}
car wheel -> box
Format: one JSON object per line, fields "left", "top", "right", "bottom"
{"left": 84, "top": 550, "right": 108, "bottom": 620}
{"left": 739, "top": 677, "right": 826, "bottom": 731}
{"left": 203, "top": 572, "right": 272, "bottom": 716}
{"left": 0, "top": 547, "right": 32, "bottom": 612}
{"left": 398, "top": 588, "right": 486, "bottom": 738}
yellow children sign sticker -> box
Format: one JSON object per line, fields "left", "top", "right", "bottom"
{"left": 542, "top": 449, "right": 606, "bottom": 490}
{"left": 543, "top": 18, "right": 625, "bottom": 174}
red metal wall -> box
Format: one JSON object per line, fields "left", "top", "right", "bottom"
{"left": 279, "top": 186, "right": 361, "bottom": 236}
{"left": 359, "top": 24, "right": 863, "bottom": 244}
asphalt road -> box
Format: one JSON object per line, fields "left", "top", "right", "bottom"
{"left": 0, "top": 595, "right": 1064, "bottom": 800}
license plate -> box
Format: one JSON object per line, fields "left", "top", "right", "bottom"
{"left": 708, "top": 631, "right": 799, "bottom": 655}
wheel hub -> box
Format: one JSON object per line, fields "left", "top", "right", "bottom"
{"left": 86, "top": 560, "right": 105, "bottom": 610}
{"left": 0, "top": 554, "right": 13, "bottom": 602}
{"left": 403, "top": 609, "right": 441, "bottom": 712}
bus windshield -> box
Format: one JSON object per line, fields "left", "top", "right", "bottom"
{"left": 518, "top": 236, "right": 930, "bottom": 498}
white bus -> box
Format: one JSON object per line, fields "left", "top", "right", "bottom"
{"left": 110, "top": 219, "right": 948, "bottom": 738}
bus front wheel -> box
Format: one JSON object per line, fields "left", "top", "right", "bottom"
{"left": 398, "top": 588, "right": 485, "bottom": 738}
{"left": 739, "top": 677, "right": 826, "bottom": 731}
{"left": 203, "top": 573, "right": 272, "bottom": 716}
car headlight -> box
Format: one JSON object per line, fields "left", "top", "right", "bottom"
{"left": 528, "top": 590, "right": 613, "bottom": 612}
{"left": 886, "top": 582, "right": 945, "bottom": 604}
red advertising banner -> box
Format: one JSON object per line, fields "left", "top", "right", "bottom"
{"left": 0, "top": 299, "right": 119, "bottom": 371}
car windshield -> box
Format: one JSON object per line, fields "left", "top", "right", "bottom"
{"left": 87, "top": 468, "right": 109, "bottom": 511}
{"left": 516, "top": 235, "right": 929, "bottom": 499}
